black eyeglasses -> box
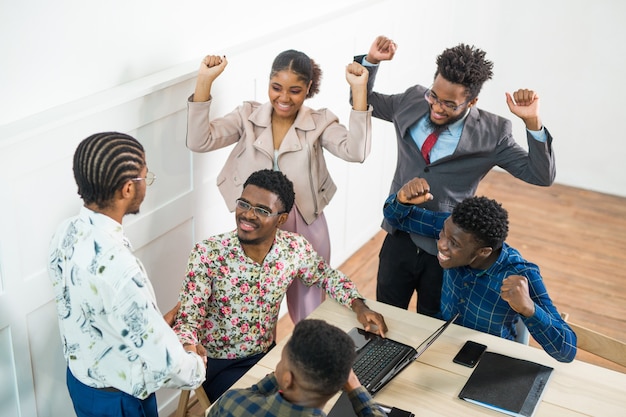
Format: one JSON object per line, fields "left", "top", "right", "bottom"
{"left": 235, "top": 199, "right": 285, "bottom": 218}
{"left": 424, "top": 88, "right": 470, "bottom": 112}
{"left": 131, "top": 171, "right": 156, "bottom": 186}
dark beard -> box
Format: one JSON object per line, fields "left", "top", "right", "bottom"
{"left": 426, "top": 107, "right": 469, "bottom": 130}
{"left": 237, "top": 234, "right": 263, "bottom": 245}
{"left": 125, "top": 202, "right": 141, "bottom": 215}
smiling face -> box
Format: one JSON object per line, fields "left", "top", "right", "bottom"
{"left": 268, "top": 69, "right": 311, "bottom": 121}
{"left": 436, "top": 217, "right": 492, "bottom": 269}
{"left": 427, "top": 74, "right": 478, "bottom": 127}
{"left": 236, "top": 184, "right": 287, "bottom": 246}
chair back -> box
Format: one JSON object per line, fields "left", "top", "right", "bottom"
{"left": 561, "top": 312, "right": 626, "bottom": 369}
{"left": 175, "top": 387, "right": 211, "bottom": 417}
{"left": 513, "top": 316, "right": 530, "bottom": 345}
{"left": 567, "top": 321, "right": 626, "bottom": 368}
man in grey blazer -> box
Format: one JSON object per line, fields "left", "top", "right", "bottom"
{"left": 355, "top": 36, "right": 555, "bottom": 317}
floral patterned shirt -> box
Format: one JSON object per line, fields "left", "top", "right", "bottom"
{"left": 173, "top": 230, "right": 363, "bottom": 359}
{"left": 47, "top": 207, "right": 205, "bottom": 398}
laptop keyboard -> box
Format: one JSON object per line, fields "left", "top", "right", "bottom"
{"left": 353, "top": 339, "right": 411, "bottom": 386}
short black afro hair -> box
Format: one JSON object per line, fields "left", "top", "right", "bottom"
{"left": 435, "top": 44, "right": 494, "bottom": 99}
{"left": 451, "top": 196, "right": 508, "bottom": 249}
{"left": 285, "top": 319, "right": 356, "bottom": 396}
{"left": 243, "top": 169, "right": 295, "bottom": 214}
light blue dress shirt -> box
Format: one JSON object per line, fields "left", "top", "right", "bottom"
{"left": 360, "top": 57, "right": 547, "bottom": 163}
{"left": 409, "top": 114, "right": 547, "bottom": 163}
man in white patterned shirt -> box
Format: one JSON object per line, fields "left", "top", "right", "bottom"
{"left": 48, "top": 132, "right": 206, "bottom": 417}
{"left": 173, "top": 169, "right": 388, "bottom": 402}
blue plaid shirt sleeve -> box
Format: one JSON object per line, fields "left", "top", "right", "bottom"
{"left": 522, "top": 268, "right": 578, "bottom": 362}
{"left": 382, "top": 194, "right": 448, "bottom": 237}
{"left": 346, "top": 386, "right": 388, "bottom": 417}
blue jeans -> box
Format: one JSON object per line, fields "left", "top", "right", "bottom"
{"left": 66, "top": 368, "right": 157, "bottom": 417}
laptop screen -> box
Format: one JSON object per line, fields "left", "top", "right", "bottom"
{"left": 414, "top": 312, "right": 459, "bottom": 357}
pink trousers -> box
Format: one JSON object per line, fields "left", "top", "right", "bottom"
{"left": 280, "top": 206, "right": 330, "bottom": 323}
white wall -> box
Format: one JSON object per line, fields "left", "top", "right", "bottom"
{"left": 1, "top": 1, "right": 625, "bottom": 416}
{"left": 3, "top": 0, "right": 626, "bottom": 196}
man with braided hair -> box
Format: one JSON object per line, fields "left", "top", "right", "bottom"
{"left": 207, "top": 319, "right": 386, "bottom": 416}
{"left": 382, "top": 177, "right": 575, "bottom": 363}
{"left": 48, "top": 132, "right": 206, "bottom": 417}
{"left": 353, "top": 36, "right": 556, "bottom": 318}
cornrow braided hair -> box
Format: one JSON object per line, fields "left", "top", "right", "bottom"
{"left": 73, "top": 132, "right": 145, "bottom": 209}
{"left": 451, "top": 196, "right": 509, "bottom": 250}
{"left": 243, "top": 169, "right": 295, "bottom": 214}
{"left": 270, "top": 49, "right": 322, "bottom": 99}
{"left": 435, "top": 44, "right": 494, "bottom": 99}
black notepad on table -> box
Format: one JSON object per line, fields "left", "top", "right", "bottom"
{"left": 458, "top": 351, "right": 553, "bottom": 417}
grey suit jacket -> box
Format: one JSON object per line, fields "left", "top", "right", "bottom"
{"left": 357, "top": 55, "right": 556, "bottom": 254}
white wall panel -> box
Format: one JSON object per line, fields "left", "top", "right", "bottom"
{"left": 27, "top": 302, "right": 73, "bottom": 417}
{"left": 0, "top": 326, "right": 20, "bottom": 417}
{"left": 134, "top": 220, "right": 195, "bottom": 311}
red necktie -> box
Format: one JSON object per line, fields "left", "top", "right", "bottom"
{"left": 421, "top": 128, "right": 442, "bottom": 164}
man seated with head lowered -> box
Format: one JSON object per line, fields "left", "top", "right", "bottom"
{"left": 207, "top": 319, "right": 387, "bottom": 417}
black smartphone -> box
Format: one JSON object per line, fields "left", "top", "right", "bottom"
{"left": 378, "top": 403, "right": 415, "bottom": 417}
{"left": 453, "top": 340, "right": 487, "bottom": 367}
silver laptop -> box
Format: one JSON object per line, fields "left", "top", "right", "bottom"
{"left": 349, "top": 313, "right": 459, "bottom": 395}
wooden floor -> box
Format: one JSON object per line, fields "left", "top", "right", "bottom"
{"left": 177, "top": 170, "right": 626, "bottom": 416}
{"left": 278, "top": 170, "right": 626, "bottom": 373}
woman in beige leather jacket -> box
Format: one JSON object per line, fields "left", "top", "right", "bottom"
{"left": 185, "top": 49, "right": 372, "bottom": 323}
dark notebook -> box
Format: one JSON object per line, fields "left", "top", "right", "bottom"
{"left": 458, "top": 351, "right": 553, "bottom": 417}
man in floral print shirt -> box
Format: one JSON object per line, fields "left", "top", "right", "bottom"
{"left": 173, "top": 169, "right": 387, "bottom": 402}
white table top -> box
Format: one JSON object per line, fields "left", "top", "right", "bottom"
{"left": 226, "top": 299, "right": 626, "bottom": 416}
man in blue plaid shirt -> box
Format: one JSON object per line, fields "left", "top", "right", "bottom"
{"left": 207, "top": 319, "right": 385, "bottom": 416}
{"left": 383, "top": 177, "right": 576, "bottom": 363}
